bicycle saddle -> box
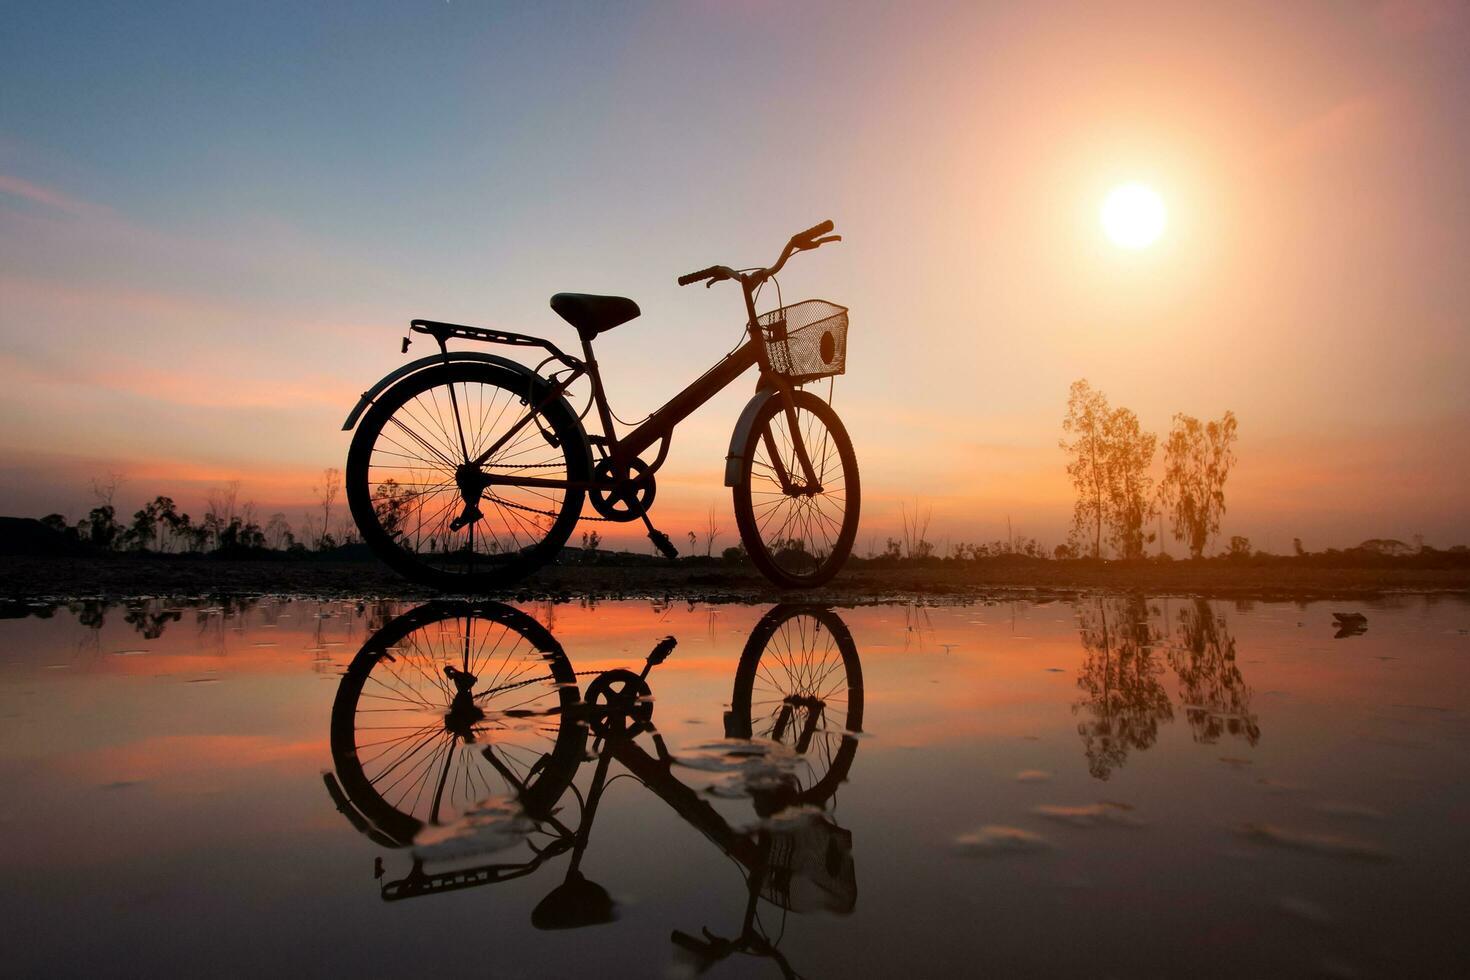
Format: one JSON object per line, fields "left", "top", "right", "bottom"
{"left": 550, "top": 293, "right": 640, "bottom": 340}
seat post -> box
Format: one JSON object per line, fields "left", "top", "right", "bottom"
{"left": 581, "top": 335, "right": 618, "bottom": 447}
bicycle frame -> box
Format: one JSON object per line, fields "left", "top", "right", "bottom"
{"left": 412, "top": 266, "right": 821, "bottom": 495}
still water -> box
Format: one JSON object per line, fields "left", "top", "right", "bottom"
{"left": 1, "top": 595, "right": 1466, "bottom": 978}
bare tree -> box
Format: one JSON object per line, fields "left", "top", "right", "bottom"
{"left": 313, "top": 468, "right": 341, "bottom": 550}
{"left": 79, "top": 472, "right": 127, "bottom": 549}
{"left": 901, "top": 499, "right": 933, "bottom": 559}
{"left": 1060, "top": 380, "right": 1110, "bottom": 558}
{"left": 89, "top": 472, "right": 125, "bottom": 509}
{"left": 206, "top": 481, "right": 241, "bottom": 529}
{"left": 1159, "top": 411, "right": 1238, "bottom": 558}
{"left": 264, "top": 513, "right": 294, "bottom": 550}
{"left": 299, "top": 511, "right": 320, "bottom": 552}
{"left": 704, "top": 505, "right": 722, "bottom": 557}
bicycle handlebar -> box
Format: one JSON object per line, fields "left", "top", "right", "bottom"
{"left": 793, "top": 219, "right": 834, "bottom": 244}
{"left": 677, "top": 220, "right": 839, "bottom": 287}
{"left": 677, "top": 265, "right": 726, "bottom": 286}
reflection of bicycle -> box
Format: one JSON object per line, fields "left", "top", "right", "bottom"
{"left": 325, "top": 602, "right": 863, "bottom": 977}
{"left": 341, "top": 221, "right": 859, "bottom": 590}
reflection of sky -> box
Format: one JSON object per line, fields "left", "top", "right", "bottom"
{"left": 2, "top": 596, "right": 1468, "bottom": 976}
{"left": 3, "top": 3, "right": 1470, "bottom": 547}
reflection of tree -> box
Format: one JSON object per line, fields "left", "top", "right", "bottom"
{"left": 124, "top": 600, "right": 182, "bottom": 640}
{"left": 1168, "top": 599, "right": 1259, "bottom": 746}
{"left": 1072, "top": 596, "right": 1173, "bottom": 780}
{"left": 70, "top": 600, "right": 108, "bottom": 631}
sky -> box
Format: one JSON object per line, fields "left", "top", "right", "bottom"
{"left": 2, "top": 0, "right": 1468, "bottom": 553}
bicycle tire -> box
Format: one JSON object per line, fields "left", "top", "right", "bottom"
{"left": 346, "top": 362, "right": 588, "bottom": 591}
{"left": 732, "top": 390, "right": 860, "bottom": 589}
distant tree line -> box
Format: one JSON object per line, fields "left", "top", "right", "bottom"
{"left": 39, "top": 470, "right": 358, "bottom": 555}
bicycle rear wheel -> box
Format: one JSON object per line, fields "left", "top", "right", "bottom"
{"left": 732, "top": 390, "right": 860, "bottom": 588}
{"left": 346, "top": 363, "right": 588, "bottom": 591}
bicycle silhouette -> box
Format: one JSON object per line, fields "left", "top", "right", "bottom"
{"left": 341, "top": 221, "right": 858, "bottom": 590}
{"left": 324, "top": 602, "right": 863, "bottom": 978}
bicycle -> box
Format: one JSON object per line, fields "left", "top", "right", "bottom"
{"left": 341, "top": 221, "right": 859, "bottom": 590}
{"left": 323, "top": 602, "right": 864, "bottom": 976}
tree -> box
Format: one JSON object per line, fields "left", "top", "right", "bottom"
{"left": 264, "top": 513, "right": 294, "bottom": 550}
{"left": 1104, "top": 406, "right": 1156, "bottom": 559}
{"left": 124, "top": 496, "right": 182, "bottom": 552}
{"left": 1060, "top": 380, "right": 1111, "bottom": 558}
{"left": 155, "top": 498, "right": 186, "bottom": 552}
{"left": 206, "top": 481, "right": 240, "bottom": 530}
{"left": 82, "top": 505, "right": 123, "bottom": 550}
{"left": 40, "top": 513, "right": 78, "bottom": 543}
{"left": 314, "top": 468, "right": 341, "bottom": 550}
{"left": 125, "top": 499, "right": 160, "bottom": 551}
{"left": 901, "top": 500, "right": 934, "bottom": 559}
{"left": 371, "top": 480, "right": 410, "bottom": 540}
{"left": 1159, "top": 410, "right": 1238, "bottom": 558}
{"left": 704, "top": 505, "right": 721, "bottom": 557}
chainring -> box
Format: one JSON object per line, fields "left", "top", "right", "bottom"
{"left": 589, "top": 457, "right": 657, "bottom": 522}
{"left": 584, "top": 669, "right": 654, "bottom": 738}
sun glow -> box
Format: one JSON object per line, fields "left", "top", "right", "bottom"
{"left": 1100, "top": 182, "right": 1166, "bottom": 249}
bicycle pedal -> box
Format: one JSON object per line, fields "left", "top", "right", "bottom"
{"left": 648, "top": 528, "right": 679, "bottom": 560}
{"left": 647, "top": 636, "right": 677, "bottom": 665}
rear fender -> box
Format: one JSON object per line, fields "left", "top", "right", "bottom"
{"left": 343, "top": 351, "right": 550, "bottom": 431}
{"left": 343, "top": 352, "right": 592, "bottom": 476}
{"left": 724, "top": 389, "right": 780, "bottom": 487}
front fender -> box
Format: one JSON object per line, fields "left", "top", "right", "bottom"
{"left": 342, "top": 352, "right": 549, "bottom": 431}
{"left": 724, "top": 389, "right": 780, "bottom": 487}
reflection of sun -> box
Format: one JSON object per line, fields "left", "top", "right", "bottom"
{"left": 1101, "top": 182, "right": 1166, "bottom": 249}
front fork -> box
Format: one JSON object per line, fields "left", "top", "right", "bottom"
{"left": 742, "top": 280, "right": 821, "bottom": 497}
{"left": 760, "top": 376, "right": 822, "bottom": 495}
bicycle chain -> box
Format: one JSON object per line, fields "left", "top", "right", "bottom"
{"left": 483, "top": 491, "right": 618, "bottom": 523}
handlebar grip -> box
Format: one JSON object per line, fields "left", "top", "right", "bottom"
{"left": 677, "top": 265, "right": 722, "bottom": 286}
{"left": 795, "top": 219, "right": 834, "bottom": 242}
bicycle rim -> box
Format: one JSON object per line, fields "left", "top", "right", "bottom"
{"left": 734, "top": 390, "right": 860, "bottom": 588}
{"left": 346, "top": 363, "right": 588, "bottom": 590}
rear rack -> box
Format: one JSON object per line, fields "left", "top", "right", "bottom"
{"left": 409, "top": 319, "right": 579, "bottom": 366}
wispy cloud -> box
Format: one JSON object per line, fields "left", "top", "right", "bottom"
{"left": 0, "top": 173, "right": 107, "bottom": 217}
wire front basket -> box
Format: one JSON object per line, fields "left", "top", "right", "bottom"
{"left": 757, "top": 299, "right": 848, "bottom": 384}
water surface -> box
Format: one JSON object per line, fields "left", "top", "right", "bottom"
{"left": 1, "top": 595, "right": 1466, "bottom": 978}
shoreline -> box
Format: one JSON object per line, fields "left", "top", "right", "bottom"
{"left": 2, "top": 555, "right": 1467, "bottom": 605}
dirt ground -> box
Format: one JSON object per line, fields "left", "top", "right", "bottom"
{"left": 2, "top": 555, "right": 1466, "bottom": 604}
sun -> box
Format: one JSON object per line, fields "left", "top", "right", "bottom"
{"left": 1100, "top": 182, "right": 1166, "bottom": 249}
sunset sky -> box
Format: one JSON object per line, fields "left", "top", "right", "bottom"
{"left": 2, "top": 0, "right": 1467, "bottom": 552}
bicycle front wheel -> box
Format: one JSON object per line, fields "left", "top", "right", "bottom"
{"left": 733, "top": 390, "right": 860, "bottom": 588}
{"left": 347, "top": 363, "right": 588, "bottom": 591}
